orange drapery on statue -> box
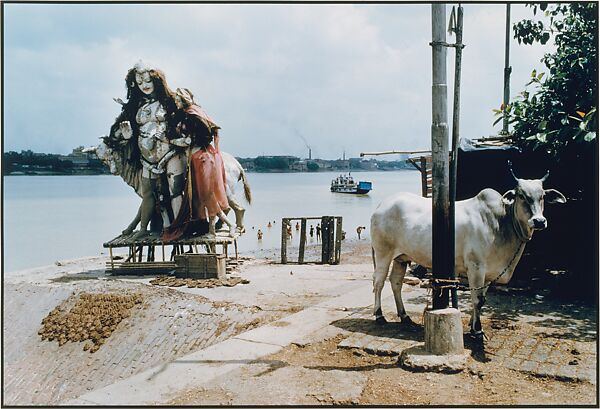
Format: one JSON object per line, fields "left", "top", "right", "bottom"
{"left": 162, "top": 105, "right": 228, "bottom": 241}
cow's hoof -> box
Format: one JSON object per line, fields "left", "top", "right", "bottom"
{"left": 400, "top": 317, "right": 420, "bottom": 330}
{"left": 469, "top": 330, "right": 486, "bottom": 342}
{"left": 375, "top": 316, "right": 387, "bottom": 325}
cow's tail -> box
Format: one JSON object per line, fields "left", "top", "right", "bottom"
{"left": 238, "top": 167, "right": 252, "bottom": 205}
{"left": 371, "top": 247, "right": 376, "bottom": 270}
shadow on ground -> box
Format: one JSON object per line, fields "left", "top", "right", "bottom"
{"left": 331, "top": 318, "right": 424, "bottom": 342}
{"left": 485, "top": 290, "right": 597, "bottom": 342}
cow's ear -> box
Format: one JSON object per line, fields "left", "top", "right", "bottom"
{"left": 545, "top": 189, "right": 566, "bottom": 204}
{"left": 502, "top": 189, "right": 516, "bottom": 205}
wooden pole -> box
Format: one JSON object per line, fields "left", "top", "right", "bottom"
{"left": 109, "top": 247, "right": 114, "bottom": 270}
{"left": 431, "top": 3, "right": 451, "bottom": 309}
{"left": 298, "top": 218, "right": 307, "bottom": 264}
{"left": 502, "top": 4, "right": 511, "bottom": 135}
{"left": 449, "top": 5, "right": 464, "bottom": 309}
{"left": 360, "top": 149, "right": 431, "bottom": 157}
{"left": 334, "top": 217, "right": 343, "bottom": 264}
{"left": 281, "top": 218, "right": 288, "bottom": 264}
{"left": 420, "top": 156, "right": 429, "bottom": 197}
{"left": 321, "top": 216, "right": 334, "bottom": 264}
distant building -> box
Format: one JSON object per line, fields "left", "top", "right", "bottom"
{"left": 59, "top": 146, "right": 98, "bottom": 168}
{"left": 290, "top": 160, "right": 308, "bottom": 172}
{"left": 312, "top": 159, "right": 333, "bottom": 169}
{"left": 359, "top": 160, "right": 378, "bottom": 170}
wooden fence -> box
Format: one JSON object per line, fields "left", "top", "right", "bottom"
{"left": 280, "top": 216, "right": 343, "bottom": 265}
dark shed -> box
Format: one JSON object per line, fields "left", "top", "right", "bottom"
{"left": 454, "top": 138, "right": 597, "bottom": 300}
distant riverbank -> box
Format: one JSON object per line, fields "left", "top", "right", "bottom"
{"left": 4, "top": 150, "right": 414, "bottom": 176}
{"left": 5, "top": 167, "right": 418, "bottom": 176}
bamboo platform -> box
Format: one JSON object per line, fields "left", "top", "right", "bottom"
{"left": 103, "top": 230, "right": 239, "bottom": 275}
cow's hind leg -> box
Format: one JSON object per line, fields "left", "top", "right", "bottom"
{"left": 468, "top": 270, "right": 488, "bottom": 341}
{"left": 228, "top": 196, "right": 246, "bottom": 233}
{"left": 373, "top": 249, "right": 393, "bottom": 325}
{"left": 389, "top": 258, "right": 416, "bottom": 327}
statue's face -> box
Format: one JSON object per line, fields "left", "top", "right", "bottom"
{"left": 135, "top": 71, "right": 154, "bottom": 95}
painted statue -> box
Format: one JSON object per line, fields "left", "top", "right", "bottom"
{"left": 100, "top": 61, "right": 250, "bottom": 239}
{"left": 163, "top": 88, "right": 238, "bottom": 239}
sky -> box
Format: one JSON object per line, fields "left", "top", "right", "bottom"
{"left": 3, "top": 3, "right": 552, "bottom": 160}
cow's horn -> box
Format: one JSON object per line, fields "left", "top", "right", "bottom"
{"left": 507, "top": 160, "right": 518, "bottom": 182}
{"left": 540, "top": 170, "right": 550, "bottom": 182}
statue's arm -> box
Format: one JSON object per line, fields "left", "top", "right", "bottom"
{"left": 169, "top": 136, "right": 192, "bottom": 147}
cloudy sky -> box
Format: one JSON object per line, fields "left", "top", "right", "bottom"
{"left": 4, "top": 3, "right": 551, "bottom": 159}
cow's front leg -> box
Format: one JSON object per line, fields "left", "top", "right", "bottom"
{"left": 372, "top": 250, "right": 393, "bottom": 325}
{"left": 468, "top": 271, "right": 488, "bottom": 340}
{"left": 389, "top": 259, "right": 416, "bottom": 326}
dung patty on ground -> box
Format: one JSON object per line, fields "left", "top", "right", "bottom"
{"left": 149, "top": 276, "right": 250, "bottom": 288}
{"left": 38, "top": 292, "right": 143, "bottom": 353}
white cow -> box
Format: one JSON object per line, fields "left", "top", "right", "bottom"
{"left": 370, "top": 165, "right": 566, "bottom": 338}
{"left": 95, "top": 139, "right": 251, "bottom": 236}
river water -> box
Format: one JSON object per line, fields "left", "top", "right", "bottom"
{"left": 3, "top": 170, "right": 420, "bottom": 273}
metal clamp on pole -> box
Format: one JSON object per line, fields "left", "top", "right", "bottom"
{"left": 429, "top": 41, "right": 465, "bottom": 49}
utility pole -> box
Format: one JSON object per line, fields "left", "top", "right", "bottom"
{"left": 431, "top": 3, "right": 451, "bottom": 310}
{"left": 502, "top": 4, "right": 512, "bottom": 135}
{"left": 448, "top": 5, "right": 464, "bottom": 309}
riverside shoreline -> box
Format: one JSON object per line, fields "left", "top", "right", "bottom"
{"left": 3, "top": 239, "right": 596, "bottom": 405}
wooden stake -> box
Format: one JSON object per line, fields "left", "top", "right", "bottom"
{"left": 298, "top": 218, "right": 307, "bottom": 264}
{"left": 281, "top": 218, "right": 288, "bottom": 264}
{"left": 109, "top": 247, "right": 114, "bottom": 270}
{"left": 334, "top": 217, "right": 343, "bottom": 264}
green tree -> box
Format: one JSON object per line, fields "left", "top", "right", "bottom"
{"left": 306, "top": 161, "right": 319, "bottom": 172}
{"left": 497, "top": 3, "right": 597, "bottom": 298}
{"left": 254, "top": 156, "right": 289, "bottom": 170}
{"left": 496, "top": 3, "right": 597, "bottom": 158}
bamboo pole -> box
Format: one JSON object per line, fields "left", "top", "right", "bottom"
{"left": 502, "top": 4, "right": 512, "bottom": 135}
{"left": 449, "top": 5, "right": 464, "bottom": 310}
{"left": 360, "top": 149, "right": 431, "bottom": 157}
{"left": 431, "top": 3, "right": 451, "bottom": 310}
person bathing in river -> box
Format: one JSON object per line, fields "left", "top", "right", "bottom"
{"left": 162, "top": 88, "right": 236, "bottom": 240}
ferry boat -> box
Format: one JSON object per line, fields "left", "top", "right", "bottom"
{"left": 330, "top": 173, "right": 372, "bottom": 194}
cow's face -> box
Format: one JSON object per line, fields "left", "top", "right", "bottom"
{"left": 96, "top": 140, "right": 120, "bottom": 175}
{"left": 502, "top": 178, "right": 566, "bottom": 231}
